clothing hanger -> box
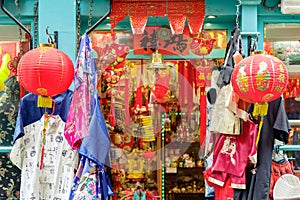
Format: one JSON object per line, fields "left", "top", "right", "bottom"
{"left": 1, "top": 0, "right": 32, "bottom": 50}
{"left": 85, "top": 0, "right": 112, "bottom": 35}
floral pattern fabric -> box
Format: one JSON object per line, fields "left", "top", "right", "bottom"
{"left": 0, "top": 153, "right": 21, "bottom": 200}
{"left": 64, "top": 33, "right": 97, "bottom": 150}
{"left": 70, "top": 156, "right": 113, "bottom": 200}
{"left": 0, "top": 76, "right": 21, "bottom": 199}
{"left": 0, "top": 76, "right": 20, "bottom": 146}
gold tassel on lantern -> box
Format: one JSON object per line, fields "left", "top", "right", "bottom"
{"left": 252, "top": 102, "right": 268, "bottom": 145}
{"left": 37, "top": 96, "right": 53, "bottom": 108}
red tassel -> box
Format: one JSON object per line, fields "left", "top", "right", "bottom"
{"left": 109, "top": 95, "right": 117, "bottom": 127}
{"left": 125, "top": 77, "right": 130, "bottom": 125}
{"left": 140, "top": 138, "right": 143, "bottom": 149}
{"left": 40, "top": 146, "right": 45, "bottom": 170}
{"left": 199, "top": 86, "right": 206, "bottom": 146}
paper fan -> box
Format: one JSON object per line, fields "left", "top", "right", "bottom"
{"left": 273, "top": 174, "right": 300, "bottom": 200}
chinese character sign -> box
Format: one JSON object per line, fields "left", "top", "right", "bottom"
{"left": 134, "top": 27, "right": 190, "bottom": 55}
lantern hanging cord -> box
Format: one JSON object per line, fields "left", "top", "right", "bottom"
{"left": 235, "top": 0, "right": 241, "bottom": 27}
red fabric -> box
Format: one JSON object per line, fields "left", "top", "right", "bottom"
{"left": 151, "top": 72, "right": 170, "bottom": 100}
{"left": 186, "top": 1, "right": 205, "bottom": 34}
{"left": 168, "top": 13, "right": 186, "bottom": 34}
{"left": 269, "top": 160, "right": 294, "bottom": 199}
{"left": 109, "top": 95, "right": 117, "bottom": 127}
{"left": 211, "top": 120, "right": 258, "bottom": 178}
{"left": 214, "top": 176, "right": 234, "bottom": 200}
{"left": 203, "top": 168, "right": 234, "bottom": 200}
{"left": 199, "top": 86, "right": 206, "bottom": 146}
{"left": 134, "top": 79, "right": 143, "bottom": 111}
{"left": 124, "top": 77, "right": 130, "bottom": 125}
{"left": 110, "top": 0, "right": 205, "bottom": 35}
{"left": 129, "top": 3, "right": 148, "bottom": 34}
{"left": 177, "top": 61, "right": 195, "bottom": 113}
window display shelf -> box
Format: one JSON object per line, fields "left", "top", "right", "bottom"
{"left": 287, "top": 65, "right": 300, "bottom": 76}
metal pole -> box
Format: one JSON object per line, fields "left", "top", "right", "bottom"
{"left": 1, "top": 0, "right": 33, "bottom": 49}
{"left": 85, "top": 0, "right": 112, "bottom": 35}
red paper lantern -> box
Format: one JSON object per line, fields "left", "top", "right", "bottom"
{"left": 231, "top": 54, "right": 289, "bottom": 104}
{"left": 18, "top": 44, "right": 74, "bottom": 98}
{"left": 232, "top": 54, "right": 289, "bottom": 146}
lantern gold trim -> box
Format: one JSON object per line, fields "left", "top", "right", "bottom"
{"left": 38, "top": 43, "right": 55, "bottom": 48}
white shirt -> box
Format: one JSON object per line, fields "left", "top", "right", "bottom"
{"left": 10, "top": 114, "right": 78, "bottom": 200}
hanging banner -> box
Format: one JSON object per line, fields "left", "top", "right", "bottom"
{"left": 133, "top": 26, "right": 190, "bottom": 55}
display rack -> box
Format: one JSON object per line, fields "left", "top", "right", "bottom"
{"left": 161, "top": 112, "right": 205, "bottom": 200}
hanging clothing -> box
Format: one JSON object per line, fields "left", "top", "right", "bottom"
{"left": 70, "top": 156, "right": 113, "bottom": 200}
{"left": 64, "top": 33, "right": 97, "bottom": 150}
{"left": 10, "top": 90, "right": 79, "bottom": 200}
{"left": 66, "top": 33, "right": 113, "bottom": 200}
{"left": 234, "top": 97, "right": 291, "bottom": 200}
{"left": 203, "top": 167, "right": 234, "bottom": 200}
{"left": 269, "top": 160, "right": 294, "bottom": 199}
{"left": 0, "top": 153, "right": 21, "bottom": 199}
{"left": 0, "top": 76, "right": 21, "bottom": 199}
{"left": 208, "top": 120, "right": 258, "bottom": 189}
{"left": 0, "top": 76, "right": 20, "bottom": 146}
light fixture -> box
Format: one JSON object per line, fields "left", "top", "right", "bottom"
{"left": 147, "top": 50, "right": 167, "bottom": 70}
{"left": 207, "top": 15, "right": 217, "bottom": 19}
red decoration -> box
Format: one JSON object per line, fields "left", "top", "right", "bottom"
{"left": 190, "top": 38, "right": 216, "bottom": 56}
{"left": 231, "top": 54, "right": 289, "bottom": 104}
{"left": 110, "top": 0, "right": 205, "bottom": 35}
{"left": 129, "top": 3, "right": 148, "bottom": 34}
{"left": 18, "top": 45, "right": 74, "bottom": 97}
{"left": 151, "top": 72, "right": 170, "bottom": 100}
{"left": 284, "top": 77, "right": 300, "bottom": 99}
{"left": 96, "top": 42, "right": 130, "bottom": 85}
{"left": 133, "top": 26, "right": 190, "bottom": 55}
{"left": 231, "top": 54, "right": 289, "bottom": 146}
{"left": 186, "top": 1, "right": 205, "bottom": 34}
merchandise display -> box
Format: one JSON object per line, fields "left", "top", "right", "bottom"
{"left": 1, "top": 0, "right": 300, "bottom": 199}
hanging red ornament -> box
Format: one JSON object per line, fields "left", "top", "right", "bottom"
{"left": 151, "top": 72, "right": 170, "bottom": 100}
{"left": 186, "top": 1, "right": 205, "bottom": 34}
{"left": 231, "top": 54, "right": 289, "bottom": 145}
{"left": 18, "top": 44, "right": 74, "bottom": 107}
{"left": 129, "top": 3, "right": 148, "bottom": 34}
{"left": 231, "top": 54, "right": 289, "bottom": 104}
{"left": 190, "top": 32, "right": 216, "bottom": 56}
{"left": 199, "top": 85, "right": 206, "bottom": 146}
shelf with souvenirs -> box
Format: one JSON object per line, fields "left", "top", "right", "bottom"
{"left": 160, "top": 112, "right": 205, "bottom": 200}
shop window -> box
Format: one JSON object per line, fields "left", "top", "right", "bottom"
{"left": 265, "top": 23, "right": 300, "bottom": 174}
{"left": 0, "top": 24, "right": 30, "bottom": 200}
{"left": 91, "top": 28, "right": 224, "bottom": 200}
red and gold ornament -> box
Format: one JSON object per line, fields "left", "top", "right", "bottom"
{"left": 18, "top": 44, "right": 74, "bottom": 108}
{"left": 231, "top": 54, "right": 289, "bottom": 145}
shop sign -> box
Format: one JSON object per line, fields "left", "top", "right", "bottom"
{"left": 133, "top": 26, "right": 190, "bottom": 55}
